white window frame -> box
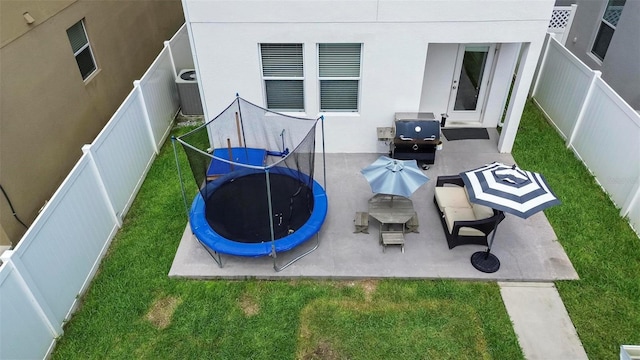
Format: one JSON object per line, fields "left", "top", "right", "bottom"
{"left": 318, "top": 43, "right": 362, "bottom": 113}
{"left": 590, "top": 0, "right": 625, "bottom": 62}
{"left": 259, "top": 43, "right": 305, "bottom": 112}
{"left": 67, "top": 19, "right": 97, "bottom": 81}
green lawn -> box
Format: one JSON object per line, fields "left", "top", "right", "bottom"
{"left": 51, "top": 101, "right": 639, "bottom": 359}
{"left": 51, "top": 127, "right": 522, "bottom": 359}
{"left": 512, "top": 100, "right": 640, "bottom": 359}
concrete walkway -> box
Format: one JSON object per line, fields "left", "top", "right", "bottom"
{"left": 499, "top": 282, "right": 589, "bottom": 360}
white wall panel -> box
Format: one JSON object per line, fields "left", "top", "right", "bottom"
{"left": 185, "top": 0, "right": 553, "bottom": 24}
{"left": 185, "top": 0, "right": 379, "bottom": 23}
{"left": 627, "top": 195, "right": 640, "bottom": 234}
{"left": 377, "top": 0, "right": 553, "bottom": 22}
{"left": 140, "top": 48, "right": 180, "bottom": 148}
{"left": 168, "top": 24, "right": 195, "bottom": 72}
{"left": 11, "top": 156, "right": 117, "bottom": 323}
{"left": 571, "top": 80, "right": 640, "bottom": 208}
{"left": 0, "top": 263, "right": 55, "bottom": 360}
{"left": 92, "top": 91, "right": 155, "bottom": 216}
{"left": 534, "top": 39, "right": 592, "bottom": 138}
{"left": 533, "top": 35, "right": 640, "bottom": 236}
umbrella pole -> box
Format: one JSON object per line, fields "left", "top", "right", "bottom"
{"left": 485, "top": 223, "right": 498, "bottom": 255}
{"left": 470, "top": 223, "right": 501, "bottom": 273}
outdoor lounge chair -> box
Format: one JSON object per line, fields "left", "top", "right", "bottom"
{"left": 433, "top": 175, "right": 505, "bottom": 249}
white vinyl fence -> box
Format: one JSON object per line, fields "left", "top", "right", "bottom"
{"left": 166, "top": 23, "right": 195, "bottom": 72}
{"left": 532, "top": 34, "right": 640, "bottom": 235}
{"left": 0, "top": 24, "right": 190, "bottom": 360}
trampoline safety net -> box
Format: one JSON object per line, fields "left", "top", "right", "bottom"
{"left": 176, "top": 96, "right": 321, "bottom": 244}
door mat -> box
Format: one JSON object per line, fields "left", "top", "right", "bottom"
{"left": 442, "top": 128, "right": 490, "bottom": 141}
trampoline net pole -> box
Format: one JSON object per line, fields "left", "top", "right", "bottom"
{"left": 320, "top": 115, "right": 326, "bottom": 191}
{"left": 236, "top": 97, "right": 248, "bottom": 150}
{"left": 264, "top": 169, "right": 277, "bottom": 257}
{"left": 171, "top": 137, "right": 189, "bottom": 218}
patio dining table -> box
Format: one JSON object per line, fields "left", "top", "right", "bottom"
{"left": 368, "top": 194, "right": 416, "bottom": 252}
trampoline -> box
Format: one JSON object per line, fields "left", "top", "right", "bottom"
{"left": 189, "top": 167, "right": 327, "bottom": 257}
{"left": 173, "top": 96, "right": 327, "bottom": 271}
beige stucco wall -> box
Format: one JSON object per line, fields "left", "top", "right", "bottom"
{"left": 1, "top": 0, "right": 78, "bottom": 46}
{"left": 0, "top": 0, "right": 184, "bottom": 245}
{"left": 0, "top": 226, "right": 9, "bottom": 247}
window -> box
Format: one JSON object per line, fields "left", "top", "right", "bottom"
{"left": 66, "top": 20, "right": 97, "bottom": 80}
{"left": 260, "top": 44, "right": 304, "bottom": 111}
{"left": 591, "top": 0, "right": 625, "bottom": 61}
{"left": 318, "top": 43, "right": 361, "bottom": 112}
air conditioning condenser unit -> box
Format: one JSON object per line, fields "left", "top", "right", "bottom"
{"left": 176, "top": 69, "right": 204, "bottom": 115}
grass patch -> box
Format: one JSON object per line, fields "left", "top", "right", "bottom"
{"left": 297, "top": 280, "right": 524, "bottom": 360}
{"left": 512, "top": 100, "right": 640, "bottom": 359}
{"left": 146, "top": 295, "right": 183, "bottom": 329}
{"left": 298, "top": 299, "right": 489, "bottom": 359}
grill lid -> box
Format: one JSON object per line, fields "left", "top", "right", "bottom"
{"left": 394, "top": 120, "right": 440, "bottom": 143}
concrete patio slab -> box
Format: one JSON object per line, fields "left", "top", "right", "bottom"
{"left": 169, "top": 130, "right": 579, "bottom": 281}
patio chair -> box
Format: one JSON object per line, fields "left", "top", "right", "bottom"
{"left": 433, "top": 175, "right": 505, "bottom": 249}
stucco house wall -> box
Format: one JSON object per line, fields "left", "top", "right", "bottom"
{"left": 564, "top": 0, "right": 640, "bottom": 109}
{"left": 182, "top": 0, "right": 554, "bottom": 153}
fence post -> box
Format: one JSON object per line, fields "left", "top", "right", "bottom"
{"left": 133, "top": 80, "right": 160, "bottom": 155}
{"left": 566, "top": 70, "right": 601, "bottom": 149}
{"left": 621, "top": 178, "right": 640, "bottom": 219}
{"left": 81, "top": 145, "right": 123, "bottom": 227}
{"left": 531, "top": 33, "right": 555, "bottom": 97}
{"left": 165, "top": 41, "right": 178, "bottom": 78}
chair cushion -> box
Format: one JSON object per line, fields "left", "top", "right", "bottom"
{"left": 471, "top": 203, "right": 494, "bottom": 220}
{"left": 443, "top": 207, "right": 485, "bottom": 237}
{"left": 434, "top": 187, "right": 471, "bottom": 212}
{"left": 464, "top": 185, "right": 472, "bottom": 203}
{"left": 463, "top": 185, "right": 494, "bottom": 220}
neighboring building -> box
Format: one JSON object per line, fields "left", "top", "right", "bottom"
{"left": 0, "top": 1, "right": 184, "bottom": 246}
{"left": 181, "top": 0, "right": 555, "bottom": 155}
{"left": 564, "top": 0, "right": 640, "bottom": 109}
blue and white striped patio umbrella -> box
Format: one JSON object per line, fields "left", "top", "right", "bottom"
{"left": 361, "top": 156, "right": 429, "bottom": 198}
{"left": 460, "top": 162, "right": 561, "bottom": 219}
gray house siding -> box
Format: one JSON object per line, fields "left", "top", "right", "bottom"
{"left": 565, "top": 0, "right": 640, "bottom": 110}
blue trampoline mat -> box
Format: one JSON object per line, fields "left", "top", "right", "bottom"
{"left": 207, "top": 147, "right": 266, "bottom": 178}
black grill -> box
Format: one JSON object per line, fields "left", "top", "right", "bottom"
{"left": 392, "top": 117, "right": 440, "bottom": 165}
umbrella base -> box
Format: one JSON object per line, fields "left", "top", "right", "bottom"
{"left": 471, "top": 251, "right": 500, "bottom": 273}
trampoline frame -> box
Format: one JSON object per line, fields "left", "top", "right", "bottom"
{"left": 187, "top": 167, "right": 327, "bottom": 271}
